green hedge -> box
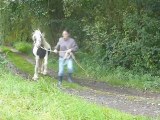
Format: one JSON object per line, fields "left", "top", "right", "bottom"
{"left": 1, "top": 0, "right": 160, "bottom": 76}
{"left": 14, "top": 42, "right": 32, "bottom": 54}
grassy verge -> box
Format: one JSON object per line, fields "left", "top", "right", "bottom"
{"left": 7, "top": 52, "right": 34, "bottom": 75}
{"left": 0, "top": 53, "right": 150, "bottom": 120}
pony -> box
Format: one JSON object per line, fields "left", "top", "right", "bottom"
{"left": 32, "top": 29, "right": 51, "bottom": 80}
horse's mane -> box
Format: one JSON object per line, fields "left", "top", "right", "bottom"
{"left": 41, "top": 33, "right": 51, "bottom": 49}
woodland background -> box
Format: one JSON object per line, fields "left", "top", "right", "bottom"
{"left": 1, "top": 0, "right": 160, "bottom": 77}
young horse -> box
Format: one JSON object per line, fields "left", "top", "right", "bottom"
{"left": 32, "top": 30, "right": 51, "bottom": 80}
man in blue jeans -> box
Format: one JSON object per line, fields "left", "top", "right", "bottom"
{"left": 54, "top": 30, "right": 78, "bottom": 87}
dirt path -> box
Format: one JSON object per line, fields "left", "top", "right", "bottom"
{"left": 5, "top": 52, "right": 160, "bottom": 118}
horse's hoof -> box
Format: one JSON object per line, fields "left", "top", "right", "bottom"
{"left": 43, "top": 73, "right": 47, "bottom": 76}
{"left": 42, "top": 71, "right": 47, "bottom": 75}
{"left": 32, "top": 77, "right": 38, "bottom": 81}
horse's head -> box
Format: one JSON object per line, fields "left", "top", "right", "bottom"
{"left": 32, "top": 30, "right": 43, "bottom": 48}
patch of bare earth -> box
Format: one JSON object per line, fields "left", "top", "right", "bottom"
{"left": 4, "top": 51, "right": 160, "bottom": 118}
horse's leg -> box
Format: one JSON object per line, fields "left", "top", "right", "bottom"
{"left": 33, "top": 56, "right": 39, "bottom": 80}
{"left": 41, "top": 59, "right": 44, "bottom": 74}
{"left": 43, "top": 54, "right": 48, "bottom": 75}
{"left": 38, "top": 59, "right": 42, "bottom": 73}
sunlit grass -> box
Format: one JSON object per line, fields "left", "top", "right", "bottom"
{"left": 0, "top": 68, "right": 150, "bottom": 120}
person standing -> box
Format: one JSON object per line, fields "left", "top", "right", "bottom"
{"left": 54, "top": 30, "right": 78, "bottom": 87}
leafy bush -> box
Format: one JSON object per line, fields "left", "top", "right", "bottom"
{"left": 14, "top": 42, "right": 32, "bottom": 54}
{"left": 80, "top": 10, "right": 160, "bottom": 76}
{"left": 1, "top": 0, "right": 160, "bottom": 77}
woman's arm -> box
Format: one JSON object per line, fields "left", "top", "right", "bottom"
{"left": 54, "top": 39, "right": 61, "bottom": 50}
{"left": 54, "top": 38, "right": 61, "bottom": 53}
{"left": 71, "top": 39, "right": 78, "bottom": 52}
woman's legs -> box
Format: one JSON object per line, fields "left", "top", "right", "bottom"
{"left": 57, "top": 58, "right": 74, "bottom": 87}
{"left": 58, "top": 58, "right": 64, "bottom": 87}
{"left": 67, "top": 58, "right": 73, "bottom": 82}
{"left": 58, "top": 57, "right": 65, "bottom": 76}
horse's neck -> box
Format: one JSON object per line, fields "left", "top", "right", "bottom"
{"left": 41, "top": 40, "right": 45, "bottom": 47}
{"left": 42, "top": 40, "right": 50, "bottom": 49}
{"left": 42, "top": 39, "right": 46, "bottom": 45}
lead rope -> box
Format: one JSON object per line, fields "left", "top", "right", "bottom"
{"left": 40, "top": 46, "right": 89, "bottom": 77}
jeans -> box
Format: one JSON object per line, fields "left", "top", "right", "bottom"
{"left": 58, "top": 57, "right": 73, "bottom": 76}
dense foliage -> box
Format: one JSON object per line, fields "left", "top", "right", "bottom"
{"left": 1, "top": 0, "right": 160, "bottom": 75}
{"left": 14, "top": 41, "right": 32, "bottom": 53}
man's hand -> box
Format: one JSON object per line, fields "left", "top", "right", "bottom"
{"left": 53, "top": 49, "right": 58, "bottom": 54}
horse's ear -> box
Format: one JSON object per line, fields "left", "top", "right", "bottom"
{"left": 32, "top": 34, "right": 35, "bottom": 42}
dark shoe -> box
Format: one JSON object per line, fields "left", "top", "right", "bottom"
{"left": 57, "top": 81, "right": 62, "bottom": 88}
{"left": 57, "top": 76, "right": 63, "bottom": 88}
{"left": 68, "top": 73, "right": 73, "bottom": 83}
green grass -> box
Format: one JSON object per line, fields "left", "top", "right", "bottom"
{"left": 0, "top": 46, "right": 12, "bottom": 53}
{"left": 0, "top": 48, "right": 152, "bottom": 120}
{"left": 7, "top": 52, "right": 34, "bottom": 75}
{"left": 0, "top": 66, "right": 150, "bottom": 120}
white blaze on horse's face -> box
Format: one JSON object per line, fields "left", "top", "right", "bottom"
{"left": 33, "top": 30, "right": 42, "bottom": 48}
